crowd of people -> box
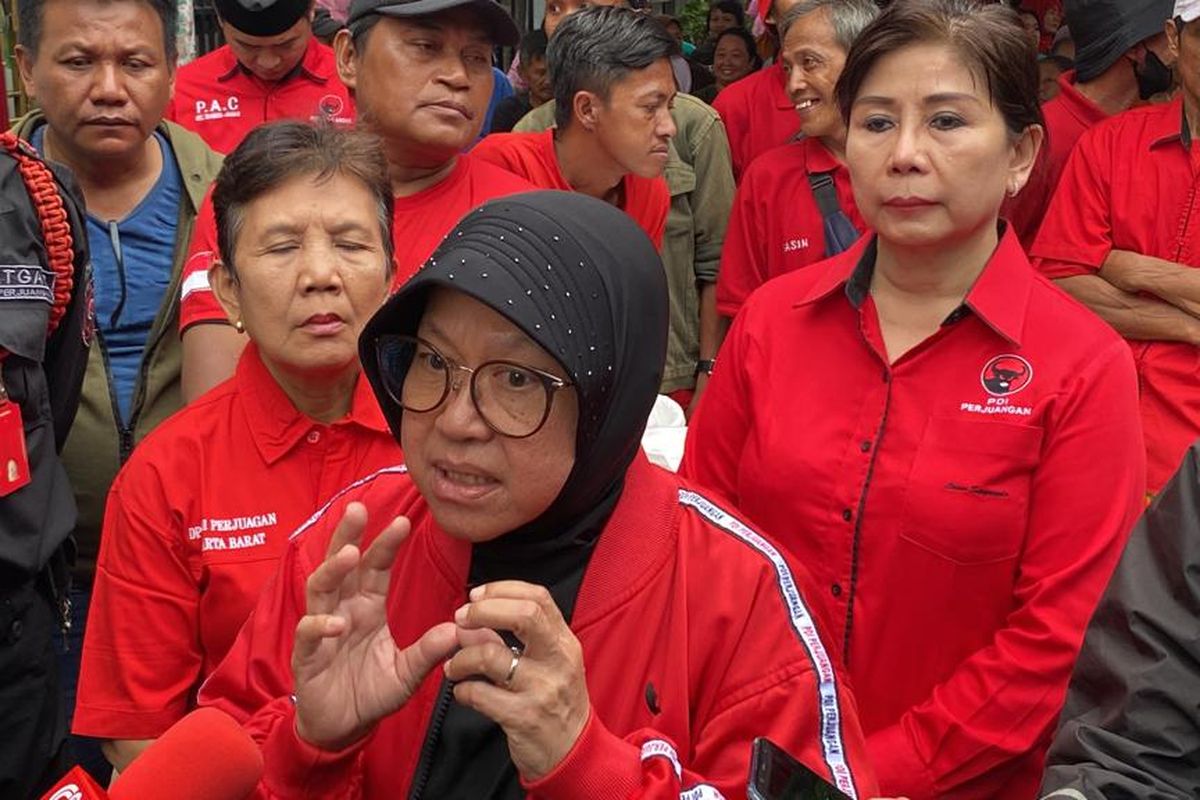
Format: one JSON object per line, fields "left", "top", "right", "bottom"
{"left": 2, "top": 0, "right": 1199, "bottom": 797}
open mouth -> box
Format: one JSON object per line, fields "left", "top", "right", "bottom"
{"left": 795, "top": 98, "right": 819, "bottom": 112}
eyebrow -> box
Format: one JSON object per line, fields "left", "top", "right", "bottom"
{"left": 257, "top": 219, "right": 374, "bottom": 239}
{"left": 407, "top": 17, "right": 492, "bottom": 43}
{"left": 854, "top": 91, "right": 983, "bottom": 108}
{"left": 422, "top": 319, "right": 543, "bottom": 358}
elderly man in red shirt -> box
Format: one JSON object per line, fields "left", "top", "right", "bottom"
{"left": 1005, "top": 0, "right": 1174, "bottom": 248}
{"left": 177, "top": 0, "right": 534, "bottom": 402}
{"left": 167, "top": 0, "right": 355, "bottom": 153}
{"left": 716, "top": 0, "right": 876, "bottom": 321}
{"left": 1033, "top": 0, "right": 1198, "bottom": 495}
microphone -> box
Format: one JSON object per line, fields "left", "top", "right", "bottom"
{"left": 41, "top": 767, "right": 106, "bottom": 800}
{"left": 42, "top": 708, "right": 263, "bottom": 800}
{"left": 112, "top": 707, "right": 263, "bottom": 799}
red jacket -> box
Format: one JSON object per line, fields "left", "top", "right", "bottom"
{"left": 199, "top": 453, "right": 877, "bottom": 799}
{"left": 683, "top": 230, "right": 1145, "bottom": 798}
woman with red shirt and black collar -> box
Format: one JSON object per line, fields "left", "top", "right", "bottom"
{"left": 73, "top": 122, "right": 402, "bottom": 774}
{"left": 683, "top": 2, "right": 1145, "bottom": 798}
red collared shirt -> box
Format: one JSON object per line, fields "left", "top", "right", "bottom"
{"left": 711, "top": 64, "right": 798, "bottom": 181}
{"left": 73, "top": 344, "right": 401, "bottom": 739}
{"left": 1032, "top": 97, "right": 1200, "bottom": 493}
{"left": 683, "top": 229, "right": 1144, "bottom": 799}
{"left": 178, "top": 154, "right": 535, "bottom": 330}
{"left": 472, "top": 129, "right": 669, "bottom": 249}
{"left": 717, "top": 137, "right": 863, "bottom": 317}
{"left": 1004, "top": 71, "right": 1108, "bottom": 248}
{"left": 165, "top": 38, "right": 355, "bottom": 154}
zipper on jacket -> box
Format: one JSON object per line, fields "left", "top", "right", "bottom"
{"left": 93, "top": 331, "right": 135, "bottom": 463}
{"left": 407, "top": 678, "right": 455, "bottom": 800}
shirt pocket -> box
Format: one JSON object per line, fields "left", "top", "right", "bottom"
{"left": 898, "top": 417, "right": 1043, "bottom": 565}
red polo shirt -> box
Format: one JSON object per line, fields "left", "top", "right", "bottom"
{"left": 73, "top": 344, "right": 401, "bottom": 739}
{"left": 166, "top": 38, "right": 355, "bottom": 154}
{"left": 1004, "top": 71, "right": 1108, "bottom": 248}
{"left": 472, "top": 129, "right": 669, "bottom": 249}
{"left": 178, "top": 154, "right": 535, "bottom": 329}
{"left": 1032, "top": 97, "right": 1200, "bottom": 493}
{"left": 717, "top": 137, "right": 863, "bottom": 317}
{"left": 711, "top": 64, "right": 799, "bottom": 181}
{"left": 682, "top": 229, "right": 1144, "bottom": 799}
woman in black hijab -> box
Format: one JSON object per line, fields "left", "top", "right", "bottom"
{"left": 199, "top": 191, "right": 876, "bottom": 799}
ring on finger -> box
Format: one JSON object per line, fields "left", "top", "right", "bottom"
{"left": 502, "top": 645, "right": 522, "bottom": 688}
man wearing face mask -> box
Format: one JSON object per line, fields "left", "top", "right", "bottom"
{"left": 1032, "top": 0, "right": 1198, "bottom": 496}
{"left": 1005, "top": 0, "right": 1174, "bottom": 248}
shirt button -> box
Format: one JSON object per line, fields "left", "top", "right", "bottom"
{"left": 842, "top": 508, "right": 853, "bottom": 522}
{"left": 306, "top": 430, "right": 321, "bottom": 444}
{"left": 860, "top": 440, "right": 872, "bottom": 453}
{"left": 881, "top": 369, "right": 890, "bottom": 383}
{"left": 831, "top": 583, "right": 843, "bottom": 598}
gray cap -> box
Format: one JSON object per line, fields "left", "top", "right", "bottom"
{"left": 1066, "top": 0, "right": 1173, "bottom": 82}
{"left": 347, "top": 0, "right": 520, "bottom": 46}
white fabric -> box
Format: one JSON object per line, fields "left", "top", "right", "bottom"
{"left": 642, "top": 394, "right": 687, "bottom": 472}
{"left": 1176, "top": 0, "right": 1200, "bottom": 22}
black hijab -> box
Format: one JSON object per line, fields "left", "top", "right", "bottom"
{"left": 358, "top": 190, "right": 668, "bottom": 798}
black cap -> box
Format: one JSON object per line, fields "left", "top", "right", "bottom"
{"left": 347, "top": 0, "right": 520, "bottom": 47}
{"left": 215, "top": 0, "right": 312, "bottom": 36}
{"left": 1066, "top": 0, "right": 1173, "bottom": 82}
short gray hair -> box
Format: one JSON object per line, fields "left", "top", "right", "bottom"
{"left": 548, "top": 6, "right": 678, "bottom": 130}
{"left": 779, "top": 0, "right": 880, "bottom": 52}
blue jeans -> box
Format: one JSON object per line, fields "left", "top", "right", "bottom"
{"left": 57, "top": 584, "right": 112, "bottom": 783}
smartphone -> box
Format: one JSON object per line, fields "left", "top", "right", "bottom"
{"left": 747, "top": 738, "right": 854, "bottom": 800}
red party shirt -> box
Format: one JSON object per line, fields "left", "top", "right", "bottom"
{"left": 1004, "top": 71, "right": 1108, "bottom": 249}
{"left": 177, "top": 154, "right": 535, "bottom": 330}
{"left": 472, "top": 129, "right": 669, "bottom": 249}
{"left": 1032, "top": 97, "right": 1200, "bottom": 494}
{"left": 717, "top": 137, "right": 863, "bottom": 317}
{"left": 682, "top": 229, "right": 1145, "bottom": 799}
{"left": 711, "top": 64, "right": 799, "bottom": 181}
{"left": 165, "top": 38, "right": 355, "bottom": 154}
{"left": 73, "top": 344, "right": 401, "bottom": 739}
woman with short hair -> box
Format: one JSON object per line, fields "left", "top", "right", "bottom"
{"left": 695, "top": 27, "right": 762, "bottom": 103}
{"left": 74, "top": 122, "right": 402, "bottom": 772}
{"left": 199, "top": 190, "right": 877, "bottom": 798}
{"left": 683, "top": 1, "right": 1145, "bottom": 797}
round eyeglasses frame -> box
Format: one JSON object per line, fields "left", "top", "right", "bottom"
{"left": 374, "top": 334, "right": 576, "bottom": 439}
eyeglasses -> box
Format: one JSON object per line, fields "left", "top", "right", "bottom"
{"left": 374, "top": 334, "right": 575, "bottom": 439}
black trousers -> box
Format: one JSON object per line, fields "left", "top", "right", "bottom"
{"left": 0, "top": 574, "right": 67, "bottom": 800}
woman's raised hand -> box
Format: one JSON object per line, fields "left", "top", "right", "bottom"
{"left": 291, "top": 502, "right": 459, "bottom": 751}
{"left": 445, "top": 581, "right": 592, "bottom": 781}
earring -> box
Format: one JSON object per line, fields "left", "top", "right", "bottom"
{"left": 234, "top": 319, "right": 245, "bottom": 333}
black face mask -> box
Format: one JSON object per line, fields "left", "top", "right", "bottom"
{"left": 1134, "top": 50, "right": 1173, "bottom": 100}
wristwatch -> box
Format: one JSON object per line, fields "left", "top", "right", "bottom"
{"left": 694, "top": 359, "right": 716, "bottom": 377}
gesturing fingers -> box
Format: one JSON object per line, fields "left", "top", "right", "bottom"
{"left": 358, "top": 516, "right": 411, "bottom": 597}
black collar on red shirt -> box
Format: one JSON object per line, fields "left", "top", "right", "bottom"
{"left": 802, "top": 223, "right": 1032, "bottom": 346}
